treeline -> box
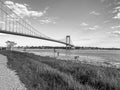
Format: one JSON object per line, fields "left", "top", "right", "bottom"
{"left": 75, "top": 46, "right": 120, "bottom": 50}
{"left": 16, "top": 46, "right": 120, "bottom": 50}
{"left": 17, "top": 46, "right": 67, "bottom": 49}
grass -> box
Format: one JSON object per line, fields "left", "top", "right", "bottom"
{"left": 0, "top": 50, "right": 120, "bottom": 90}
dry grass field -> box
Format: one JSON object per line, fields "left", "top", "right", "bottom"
{"left": 0, "top": 50, "right": 120, "bottom": 90}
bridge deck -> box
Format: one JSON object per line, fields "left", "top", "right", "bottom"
{"left": 0, "top": 30, "right": 74, "bottom": 47}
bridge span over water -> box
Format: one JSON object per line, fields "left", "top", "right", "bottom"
{"left": 0, "top": 0, "right": 74, "bottom": 47}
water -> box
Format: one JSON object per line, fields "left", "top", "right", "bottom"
{"left": 15, "top": 48, "right": 120, "bottom": 68}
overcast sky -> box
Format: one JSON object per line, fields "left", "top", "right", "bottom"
{"left": 0, "top": 0, "right": 120, "bottom": 48}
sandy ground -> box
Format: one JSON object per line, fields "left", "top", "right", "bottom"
{"left": 0, "top": 54, "right": 26, "bottom": 90}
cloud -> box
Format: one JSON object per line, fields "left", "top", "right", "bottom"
{"left": 113, "top": 13, "right": 120, "bottom": 19}
{"left": 80, "top": 22, "right": 100, "bottom": 31}
{"left": 116, "top": 2, "right": 120, "bottom": 5}
{"left": 5, "top": 1, "right": 47, "bottom": 18}
{"left": 110, "top": 31, "right": 120, "bottom": 36}
{"left": 113, "top": 0, "right": 120, "bottom": 5}
{"left": 111, "top": 25, "right": 120, "bottom": 29}
{"left": 112, "top": 6, "right": 120, "bottom": 19}
{"left": 85, "top": 25, "right": 100, "bottom": 30}
{"left": 89, "top": 11, "right": 100, "bottom": 16}
{"left": 80, "top": 22, "right": 88, "bottom": 26}
{"left": 39, "top": 17, "right": 58, "bottom": 24}
{"left": 103, "top": 20, "right": 111, "bottom": 24}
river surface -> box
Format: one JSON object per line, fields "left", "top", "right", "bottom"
{"left": 26, "top": 49, "right": 120, "bottom": 61}
{"left": 15, "top": 49, "right": 120, "bottom": 68}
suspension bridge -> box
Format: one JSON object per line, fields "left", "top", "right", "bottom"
{"left": 0, "top": 0, "right": 74, "bottom": 48}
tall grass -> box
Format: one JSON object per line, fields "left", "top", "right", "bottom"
{"left": 1, "top": 51, "right": 120, "bottom": 90}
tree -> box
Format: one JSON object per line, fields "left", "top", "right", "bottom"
{"left": 6, "top": 41, "right": 17, "bottom": 50}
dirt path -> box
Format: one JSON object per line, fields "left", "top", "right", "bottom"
{"left": 0, "top": 54, "right": 26, "bottom": 90}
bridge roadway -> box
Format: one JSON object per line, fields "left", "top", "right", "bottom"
{"left": 0, "top": 29, "right": 74, "bottom": 47}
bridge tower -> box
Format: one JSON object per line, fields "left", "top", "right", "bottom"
{"left": 65, "top": 35, "right": 71, "bottom": 57}
{"left": 66, "top": 35, "right": 71, "bottom": 50}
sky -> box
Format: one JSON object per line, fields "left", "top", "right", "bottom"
{"left": 0, "top": 0, "right": 120, "bottom": 48}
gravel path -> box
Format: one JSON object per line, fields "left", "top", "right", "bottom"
{"left": 0, "top": 54, "right": 26, "bottom": 90}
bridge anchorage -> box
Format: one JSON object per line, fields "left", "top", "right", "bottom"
{"left": 0, "top": 0, "right": 74, "bottom": 47}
